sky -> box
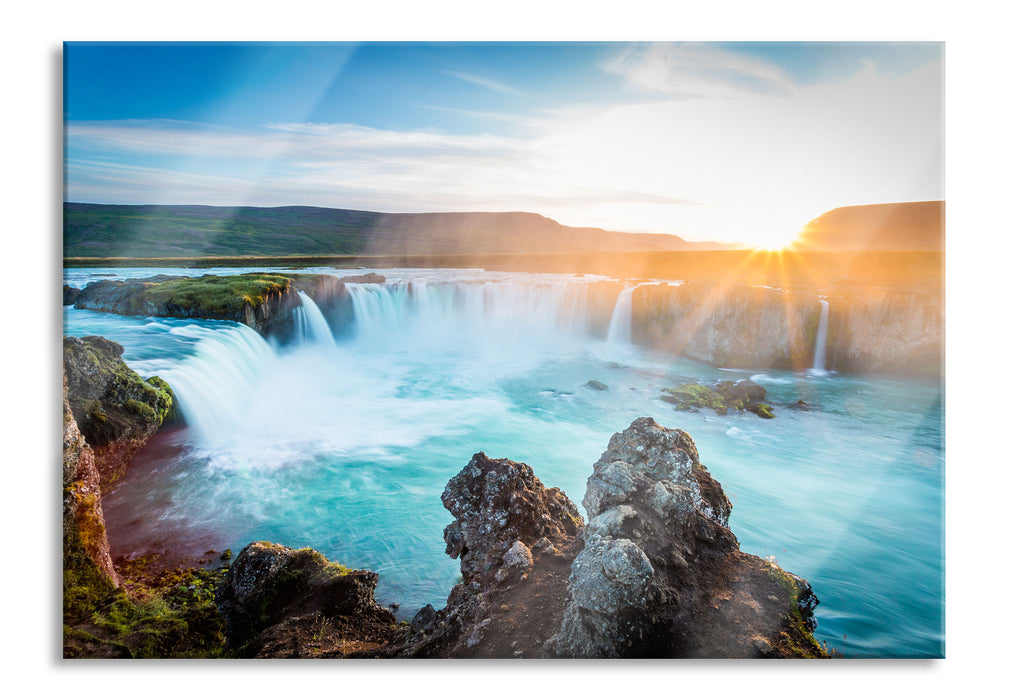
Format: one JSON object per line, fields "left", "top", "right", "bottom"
{"left": 64, "top": 41, "right": 943, "bottom": 248}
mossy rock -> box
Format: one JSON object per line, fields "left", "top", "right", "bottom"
{"left": 661, "top": 380, "right": 775, "bottom": 419}
{"left": 63, "top": 335, "right": 176, "bottom": 448}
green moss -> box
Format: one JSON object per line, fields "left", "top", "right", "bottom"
{"left": 63, "top": 520, "right": 117, "bottom": 622}
{"left": 137, "top": 273, "right": 293, "bottom": 316}
{"left": 763, "top": 561, "right": 829, "bottom": 659}
{"left": 753, "top": 403, "right": 775, "bottom": 419}
{"left": 81, "top": 566, "right": 230, "bottom": 658}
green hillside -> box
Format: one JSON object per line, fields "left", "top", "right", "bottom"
{"left": 63, "top": 203, "right": 726, "bottom": 258}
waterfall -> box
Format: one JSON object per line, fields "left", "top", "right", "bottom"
{"left": 606, "top": 286, "right": 635, "bottom": 345}
{"left": 346, "top": 280, "right": 595, "bottom": 343}
{"left": 293, "top": 291, "right": 336, "bottom": 349}
{"left": 157, "top": 323, "right": 277, "bottom": 446}
{"left": 811, "top": 299, "right": 830, "bottom": 375}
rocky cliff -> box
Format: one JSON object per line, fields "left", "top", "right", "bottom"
{"left": 633, "top": 281, "right": 942, "bottom": 376}
{"left": 69, "top": 272, "right": 376, "bottom": 341}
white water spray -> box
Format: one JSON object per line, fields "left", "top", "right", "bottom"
{"left": 811, "top": 299, "right": 830, "bottom": 375}
{"left": 158, "top": 323, "right": 277, "bottom": 445}
{"left": 606, "top": 286, "right": 635, "bottom": 345}
{"left": 293, "top": 291, "right": 336, "bottom": 349}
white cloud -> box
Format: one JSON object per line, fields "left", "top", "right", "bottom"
{"left": 602, "top": 43, "right": 796, "bottom": 99}
{"left": 442, "top": 70, "right": 524, "bottom": 96}
{"left": 65, "top": 57, "right": 942, "bottom": 245}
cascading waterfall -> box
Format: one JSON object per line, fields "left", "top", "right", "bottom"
{"left": 346, "top": 280, "right": 595, "bottom": 343}
{"left": 157, "top": 323, "right": 277, "bottom": 446}
{"left": 293, "top": 291, "right": 337, "bottom": 349}
{"left": 606, "top": 286, "right": 635, "bottom": 345}
{"left": 811, "top": 298, "right": 830, "bottom": 375}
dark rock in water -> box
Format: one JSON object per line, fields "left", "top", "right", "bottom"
{"left": 216, "top": 541, "right": 401, "bottom": 658}
{"left": 63, "top": 285, "right": 82, "bottom": 305}
{"left": 788, "top": 399, "right": 815, "bottom": 411}
{"left": 63, "top": 335, "right": 176, "bottom": 485}
{"left": 716, "top": 379, "right": 767, "bottom": 403}
{"left": 546, "top": 417, "right": 823, "bottom": 658}
{"left": 662, "top": 380, "right": 775, "bottom": 419}
{"left": 585, "top": 380, "right": 608, "bottom": 391}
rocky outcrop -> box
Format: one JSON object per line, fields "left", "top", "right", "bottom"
{"left": 385, "top": 452, "right": 584, "bottom": 658}
{"left": 63, "top": 335, "right": 176, "bottom": 485}
{"left": 632, "top": 281, "right": 942, "bottom": 376}
{"left": 384, "top": 420, "right": 824, "bottom": 658}
{"left": 546, "top": 417, "right": 823, "bottom": 657}
{"left": 63, "top": 374, "right": 120, "bottom": 619}
{"left": 215, "top": 542, "right": 400, "bottom": 658}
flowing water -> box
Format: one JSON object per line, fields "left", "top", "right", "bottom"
{"left": 62, "top": 267, "right": 944, "bottom": 658}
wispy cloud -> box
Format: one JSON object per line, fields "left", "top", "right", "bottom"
{"left": 65, "top": 57, "right": 941, "bottom": 241}
{"left": 602, "top": 43, "right": 796, "bottom": 99}
{"left": 442, "top": 70, "right": 524, "bottom": 96}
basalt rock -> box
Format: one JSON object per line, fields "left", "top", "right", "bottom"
{"left": 63, "top": 335, "right": 176, "bottom": 485}
{"left": 384, "top": 452, "right": 584, "bottom": 658}
{"left": 216, "top": 542, "right": 401, "bottom": 658}
{"left": 546, "top": 417, "right": 825, "bottom": 657}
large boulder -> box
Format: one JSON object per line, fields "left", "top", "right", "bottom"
{"left": 388, "top": 452, "right": 584, "bottom": 658}
{"left": 63, "top": 335, "right": 175, "bottom": 484}
{"left": 546, "top": 417, "right": 824, "bottom": 657}
{"left": 216, "top": 542, "right": 401, "bottom": 658}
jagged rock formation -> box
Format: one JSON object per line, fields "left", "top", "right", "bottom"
{"left": 384, "top": 452, "right": 584, "bottom": 658}
{"left": 63, "top": 335, "right": 176, "bottom": 484}
{"left": 215, "top": 542, "right": 401, "bottom": 658}
{"left": 386, "top": 421, "right": 824, "bottom": 658}
{"left": 546, "top": 417, "right": 823, "bottom": 657}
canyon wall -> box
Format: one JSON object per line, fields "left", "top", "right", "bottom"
{"left": 632, "top": 281, "right": 942, "bottom": 377}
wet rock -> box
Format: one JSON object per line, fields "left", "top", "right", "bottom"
{"left": 585, "top": 380, "right": 608, "bottom": 391}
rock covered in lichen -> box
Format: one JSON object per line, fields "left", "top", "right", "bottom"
{"left": 547, "top": 417, "right": 825, "bottom": 658}
{"left": 216, "top": 542, "right": 400, "bottom": 658}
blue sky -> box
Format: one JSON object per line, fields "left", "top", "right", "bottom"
{"left": 64, "top": 41, "right": 943, "bottom": 247}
